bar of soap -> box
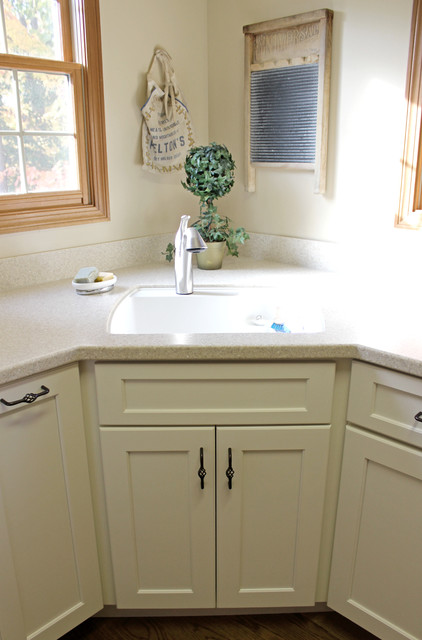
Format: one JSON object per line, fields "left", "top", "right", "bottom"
{"left": 73, "top": 266, "right": 99, "bottom": 283}
{"left": 95, "top": 272, "right": 114, "bottom": 282}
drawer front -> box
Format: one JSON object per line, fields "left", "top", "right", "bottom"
{"left": 348, "top": 361, "right": 422, "bottom": 447}
{"left": 95, "top": 361, "right": 335, "bottom": 426}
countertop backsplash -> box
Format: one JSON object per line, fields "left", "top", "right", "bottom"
{"left": 0, "top": 233, "right": 339, "bottom": 291}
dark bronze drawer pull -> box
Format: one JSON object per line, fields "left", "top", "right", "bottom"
{"left": 226, "top": 447, "right": 234, "bottom": 489}
{"left": 0, "top": 385, "right": 50, "bottom": 407}
{"left": 198, "top": 447, "right": 207, "bottom": 489}
{"left": 415, "top": 412, "right": 422, "bottom": 423}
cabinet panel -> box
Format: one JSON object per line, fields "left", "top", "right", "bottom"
{"left": 348, "top": 361, "right": 422, "bottom": 447}
{"left": 328, "top": 426, "right": 422, "bottom": 640}
{"left": 0, "top": 366, "right": 102, "bottom": 640}
{"left": 100, "top": 427, "right": 216, "bottom": 609}
{"left": 95, "top": 362, "right": 335, "bottom": 426}
{"left": 217, "top": 425, "right": 330, "bottom": 608}
{"left": 0, "top": 490, "right": 26, "bottom": 639}
{"left": 101, "top": 423, "right": 330, "bottom": 611}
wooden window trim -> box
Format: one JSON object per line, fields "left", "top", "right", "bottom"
{"left": 59, "top": 0, "right": 73, "bottom": 62}
{"left": 0, "top": 0, "right": 109, "bottom": 234}
{"left": 397, "top": 0, "right": 422, "bottom": 228}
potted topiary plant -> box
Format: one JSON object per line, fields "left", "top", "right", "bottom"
{"left": 184, "top": 142, "right": 249, "bottom": 269}
{"left": 163, "top": 143, "right": 249, "bottom": 269}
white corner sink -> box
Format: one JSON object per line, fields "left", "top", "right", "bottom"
{"left": 108, "top": 286, "right": 325, "bottom": 335}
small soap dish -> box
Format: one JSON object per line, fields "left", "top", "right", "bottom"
{"left": 72, "top": 274, "right": 117, "bottom": 295}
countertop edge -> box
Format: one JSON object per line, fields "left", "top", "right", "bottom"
{"left": 1, "top": 260, "right": 421, "bottom": 385}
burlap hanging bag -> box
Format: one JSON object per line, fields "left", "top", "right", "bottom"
{"left": 141, "top": 49, "right": 195, "bottom": 173}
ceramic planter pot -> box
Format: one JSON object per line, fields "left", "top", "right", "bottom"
{"left": 196, "top": 241, "right": 225, "bottom": 270}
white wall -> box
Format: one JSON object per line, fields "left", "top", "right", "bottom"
{"left": 207, "top": 0, "right": 414, "bottom": 250}
{"left": 0, "top": 0, "right": 209, "bottom": 259}
{"left": 1, "top": 0, "right": 420, "bottom": 272}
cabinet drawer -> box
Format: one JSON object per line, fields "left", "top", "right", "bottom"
{"left": 348, "top": 361, "right": 422, "bottom": 447}
{"left": 95, "top": 361, "right": 335, "bottom": 426}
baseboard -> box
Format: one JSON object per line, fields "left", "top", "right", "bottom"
{"left": 95, "top": 603, "right": 331, "bottom": 617}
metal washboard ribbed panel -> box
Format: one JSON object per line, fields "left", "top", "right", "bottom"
{"left": 250, "top": 64, "right": 319, "bottom": 163}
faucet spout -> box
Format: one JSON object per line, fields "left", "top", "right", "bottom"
{"left": 174, "top": 215, "right": 207, "bottom": 294}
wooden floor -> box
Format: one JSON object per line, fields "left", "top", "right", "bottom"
{"left": 61, "top": 612, "right": 378, "bottom": 640}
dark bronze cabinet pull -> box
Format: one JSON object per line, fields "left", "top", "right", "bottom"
{"left": 226, "top": 447, "right": 234, "bottom": 489}
{"left": 0, "top": 385, "right": 50, "bottom": 407}
{"left": 198, "top": 447, "right": 207, "bottom": 489}
{"left": 415, "top": 412, "right": 422, "bottom": 423}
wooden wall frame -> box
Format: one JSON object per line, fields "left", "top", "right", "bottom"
{"left": 243, "top": 9, "right": 333, "bottom": 194}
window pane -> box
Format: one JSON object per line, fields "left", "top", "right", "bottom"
{"left": 19, "top": 70, "right": 74, "bottom": 132}
{"left": 0, "top": 4, "right": 7, "bottom": 53}
{"left": 3, "top": 0, "right": 63, "bottom": 59}
{"left": 0, "top": 135, "right": 22, "bottom": 193}
{"left": 24, "top": 134, "right": 78, "bottom": 192}
{"left": 0, "top": 68, "right": 18, "bottom": 130}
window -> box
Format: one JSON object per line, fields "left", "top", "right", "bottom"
{"left": 397, "top": 0, "right": 422, "bottom": 228}
{"left": 0, "top": 0, "right": 109, "bottom": 233}
{"left": 243, "top": 9, "right": 333, "bottom": 195}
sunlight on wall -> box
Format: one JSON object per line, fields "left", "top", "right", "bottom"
{"left": 336, "top": 77, "right": 405, "bottom": 239}
{"left": 207, "top": 0, "right": 414, "bottom": 253}
{"left": 333, "top": 76, "right": 422, "bottom": 279}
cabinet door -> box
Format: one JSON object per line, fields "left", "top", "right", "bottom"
{"left": 216, "top": 425, "right": 330, "bottom": 608}
{"left": 0, "top": 366, "right": 102, "bottom": 640}
{"left": 100, "top": 427, "right": 215, "bottom": 609}
{"left": 328, "top": 426, "right": 422, "bottom": 640}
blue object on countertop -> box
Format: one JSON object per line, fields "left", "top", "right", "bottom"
{"left": 271, "top": 322, "right": 291, "bottom": 333}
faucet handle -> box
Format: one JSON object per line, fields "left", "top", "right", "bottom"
{"left": 185, "top": 227, "right": 207, "bottom": 253}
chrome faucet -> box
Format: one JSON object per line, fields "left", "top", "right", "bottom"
{"left": 174, "top": 215, "right": 207, "bottom": 294}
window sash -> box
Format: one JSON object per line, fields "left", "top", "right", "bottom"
{"left": 0, "top": 0, "right": 109, "bottom": 234}
{"left": 0, "top": 55, "right": 88, "bottom": 205}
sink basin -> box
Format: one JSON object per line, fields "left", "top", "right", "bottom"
{"left": 108, "top": 286, "right": 325, "bottom": 335}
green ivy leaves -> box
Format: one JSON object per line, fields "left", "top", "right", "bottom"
{"left": 173, "top": 142, "right": 249, "bottom": 259}
{"left": 157, "top": 142, "right": 249, "bottom": 262}
{"left": 182, "top": 142, "right": 235, "bottom": 203}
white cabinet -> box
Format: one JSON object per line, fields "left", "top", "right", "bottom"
{"left": 100, "top": 424, "right": 330, "bottom": 610}
{"left": 216, "top": 425, "right": 330, "bottom": 608}
{"left": 328, "top": 361, "right": 422, "bottom": 640}
{"left": 100, "top": 426, "right": 216, "bottom": 609}
{"left": 96, "top": 361, "right": 335, "bottom": 610}
{"left": 94, "top": 361, "right": 335, "bottom": 427}
{"left": 0, "top": 365, "right": 102, "bottom": 640}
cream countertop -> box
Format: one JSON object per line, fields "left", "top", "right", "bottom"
{"left": 0, "top": 258, "right": 421, "bottom": 385}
